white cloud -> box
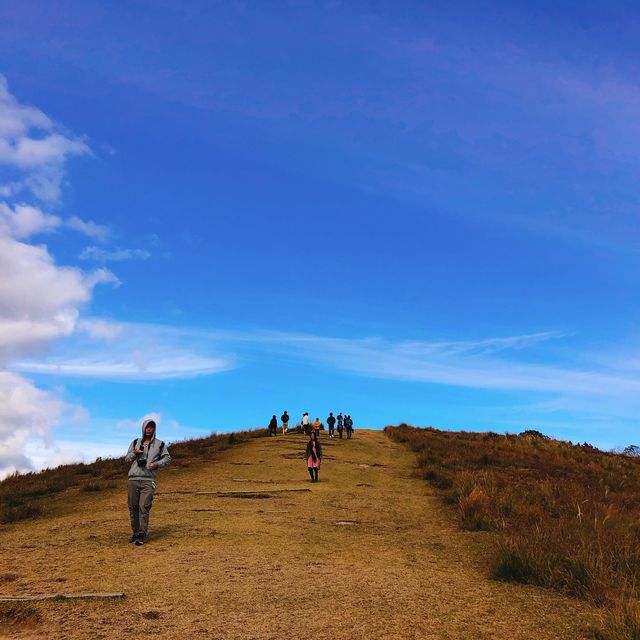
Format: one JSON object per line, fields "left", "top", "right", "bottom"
{"left": 79, "top": 246, "right": 151, "bottom": 262}
{"left": 0, "top": 76, "right": 120, "bottom": 477}
{"left": 0, "top": 230, "right": 120, "bottom": 477}
{"left": 15, "top": 353, "right": 235, "bottom": 381}
{"left": 26, "top": 438, "right": 124, "bottom": 471}
{"left": 256, "top": 331, "right": 640, "bottom": 399}
{"left": 65, "top": 216, "right": 111, "bottom": 243}
{"left": 13, "top": 321, "right": 237, "bottom": 381}
{"left": 84, "top": 267, "right": 121, "bottom": 289}
{"left": 0, "top": 371, "right": 65, "bottom": 477}
{"left": 77, "top": 318, "right": 124, "bottom": 341}
{"left": 0, "top": 235, "right": 120, "bottom": 356}
{"left": 0, "top": 76, "right": 51, "bottom": 137}
{"left": 0, "top": 74, "right": 90, "bottom": 204}
{"left": 0, "top": 201, "right": 61, "bottom": 238}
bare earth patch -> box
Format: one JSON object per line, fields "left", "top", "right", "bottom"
{"left": 0, "top": 430, "right": 598, "bottom": 639}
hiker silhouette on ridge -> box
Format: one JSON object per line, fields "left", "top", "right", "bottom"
{"left": 327, "top": 412, "right": 336, "bottom": 438}
{"left": 281, "top": 410, "right": 289, "bottom": 435}
{"left": 345, "top": 415, "right": 354, "bottom": 439}
{"left": 301, "top": 412, "right": 310, "bottom": 435}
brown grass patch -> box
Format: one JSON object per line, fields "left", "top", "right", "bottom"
{"left": 0, "top": 603, "right": 41, "bottom": 630}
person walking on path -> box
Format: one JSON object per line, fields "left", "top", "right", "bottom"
{"left": 305, "top": 432, "right": 323, "bottom": 482}
{"left": 337, "top": 413, "right": 344, "bottom": 439}
{"left": 281, "top": 410, "right": 289, "bottom": 435}
{"left": 125, "top": 418, "right": 171, "bottom": 546}
{"left": 313, "top": 417, "right": 322, "bottom": 438}
{"left": 345, "top": 415, "right": 354, "bottom": 439}
{"left": 302, "top": 412, "right": 310, "bottom": 436}
{"left": 268, "top": 415, "right": 278, "bottom": 436}
{"left": 327, "top": 412, "right": 336, "bottom": 438}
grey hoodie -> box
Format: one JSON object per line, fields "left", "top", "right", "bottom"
{"left": 125, "top": 419, "right": 171, "bottom": 481}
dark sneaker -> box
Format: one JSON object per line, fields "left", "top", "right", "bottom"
{"left": 129, "top": 533, "right": 139, "bottom": 544}
{"left": 135, "top": 533, "right": 146, "bottom": 546}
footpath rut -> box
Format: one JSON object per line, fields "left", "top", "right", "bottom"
{"left": 0, "top": 430, "right": 597, "bottom": 639}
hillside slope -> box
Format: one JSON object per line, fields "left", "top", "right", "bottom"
{"left": 0, "top": 430, "right": 597, "bottom": 639}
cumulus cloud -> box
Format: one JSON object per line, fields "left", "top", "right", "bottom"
{"left": 0, "top": 371, "right": 65, "bottom": 476}
{"left": 0, "top": 229, "right": 119, "bottom": 475}
{"left": 0, "top": 201, "right": 61, "bottom": 238}
{"left": 0, "top": 75, "right": 118, "bottom": 478}
{"left": 0, "top": 75, "right": 90, "bottom": 203}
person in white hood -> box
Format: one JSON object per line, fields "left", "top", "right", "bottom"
{"left": 124, "top": 418, "right": 171, "bottom": 545}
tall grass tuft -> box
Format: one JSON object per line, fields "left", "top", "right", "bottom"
{"left": 386, "top": 424, "right": 640, "bottom": 637}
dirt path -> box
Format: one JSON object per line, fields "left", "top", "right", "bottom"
{"left": 0, "top": 430, "right": 598, "bottom": 639}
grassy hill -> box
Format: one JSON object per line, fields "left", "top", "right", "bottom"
{"left": 386, "top": 424, "right": 640, "bottom": 640}
{"left": 0, "top": 427, "right": 609, "bottom": 639}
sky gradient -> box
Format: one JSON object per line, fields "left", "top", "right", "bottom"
{"left": 1, "top": 1, "right": 639, "bottom": 476}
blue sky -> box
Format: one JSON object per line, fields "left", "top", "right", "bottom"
{"left": 1, "top": 1, "right": 639, "bottom": 474}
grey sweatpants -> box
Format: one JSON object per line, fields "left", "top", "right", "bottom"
{"left": 127, "top": 478, "right": 156, "bottom": 535}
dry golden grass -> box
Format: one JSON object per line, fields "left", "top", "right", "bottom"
{"left": 0, "top": 430, "right": 599, "bottom": 639}
{"left": 386, "top": 424, "right": 640, "bottom": 639}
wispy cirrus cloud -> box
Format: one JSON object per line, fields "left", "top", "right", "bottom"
{"left": 18, "top": 353, "right": 234, "bottom": 380}
{"left": 65, "top": 216, "right": 111, "bottom": 243}
{"left": 76, "top": 318, "right": 125, "bottom": 341}
{"left": 240, "top": 330, "right": 640, "bottom": 398}
{"left": 79, "top": 246, "right": 151, "bottom": 262}
{"left": 14, "top": 320, "right": 236, "bottom": 381}
{"left": 14, "top": 321, "right": 640, "bottom": 406}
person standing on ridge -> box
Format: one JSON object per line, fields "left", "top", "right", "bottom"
{"left": 125, "top": 418, "right": 171, "bottom": 546}
{"left": 302, "top": 412, "right": 310, "bottom": 436}
{"left": 327, "top": 412, "right": 336, "bottom": 438}
{"left": 313, "top": 417, "right": 322, "bottom": 438}
{"left": 281, "top": 410, "right": 289, "bottom": 435}
{"left": 305, "top": 431, "right": 322, "bottom": 482}
{"left": 337, "top": 413, "right": 344, "bottom": 439}
{"left": 268, "top": 415, "right": 278, "bottom": 436}
{"left": 345, "top": 415, "right": 354, "bottom": 439}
